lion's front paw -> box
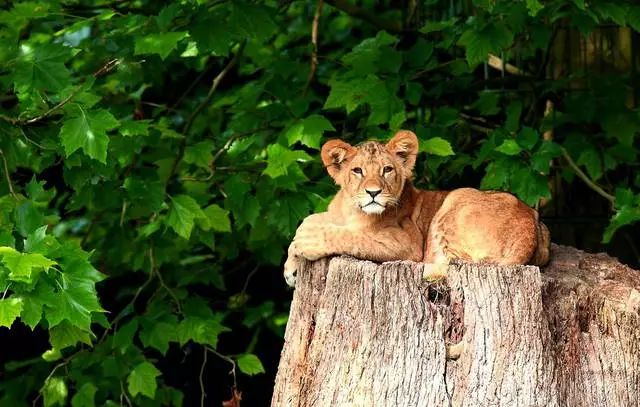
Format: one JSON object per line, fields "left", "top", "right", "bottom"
{"left": 283, "top": 255, "right": 301, "bottom": 287}
{"left": 292, "top": 222, "right": 329, "bottom": 261}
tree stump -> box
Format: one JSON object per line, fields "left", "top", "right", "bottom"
{"left": 272, "top": 244, "right": 640, "bottom": 407}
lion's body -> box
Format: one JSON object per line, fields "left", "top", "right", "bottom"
{"left": 284, "top": 131, "right": 550, "bottom": 286}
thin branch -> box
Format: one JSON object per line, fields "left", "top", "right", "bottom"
{"left": 323, "top": 0, "right": 402, "bottom": 34}
{"left": 120, "top": 380, "right": 133, "bottom": 407}
{"left": 2, "top": 59, "right": 121, "bottom": 127}
{"left": 98, "top": 254, "right": 155, "bottom": 342}
{"left": 165, "top": 42, "right": 246, "bottom": 187}
{"left": 0, "top": 149, "right": 17, "bottom": 199}
{"left": 181, "top": 126, "right": 275, "bottom": 182}
{"left": 561, "top": 148, "right": 615, "bottom": 204}
{"left": 150, "top": 243, "right": 183, "bottom": 315}
{"left": 200, "top": 347, "right": 208, "bottom": 407}
{"left": 241, "top": 265, "right": 259, "bottom": 295}
{"left": 32, "top": 360, "right": 69, "bottom": 407}
{"left": 207, "top": 347, "right": 237, "bottom": 389}
{"left": 302, "top": 0, "right": 324, "bottom": 97}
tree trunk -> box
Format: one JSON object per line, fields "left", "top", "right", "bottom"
{"left": 272, "top": 244, "right": 640, "bottom": 407}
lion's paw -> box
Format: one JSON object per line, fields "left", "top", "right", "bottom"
{"left": 283, "top": 255, "right": 300, "bottom": 287}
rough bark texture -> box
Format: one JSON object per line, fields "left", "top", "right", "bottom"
{"left": 272, "top": 244, "right": 640, "bottom": 407}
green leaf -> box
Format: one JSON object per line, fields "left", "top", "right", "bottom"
{"left": 505, "top": 101, "right": 522, "bottom": 133}
{"left": 470, "top": 92, "right": 500, "bottom": 115}
{"left": 43, "top": 377, "right": 68, "bottom": 407}
{"left": 198, "top": 204, "right": 232, "bottom": 233}
{"left": 184, "top": 141, "right": 214, "bottom": 169}
{"left": 127, "top": 362, "right": 161, "bottom": 399}
{"left": 526, "top": 0, "right": 544, "bottom": 16}
{"left": 420, "top": 137, "right": 455, "bottom": 156}
{"left": 167, "top": 195, "right": 206, "bottom": 239}
{"left": 139, "top": 321, "right": 177, "bottom": 355}
{"left": 603, "top": 206, "right": 640, "bottom": 243}
{"left": 49, "top": 321, "right": 92, "bottom": 350}
{"left": 60, "top": 106, "right": 120, "bottom": 163}
{"left": 236, "top": 354, "right": 265, "bottom": 376}
{"left": 112, "top": 319, "right": 139, "bottom": 354}
{"left": 134, "top": 32, "right": 188, "bottom": 60}
{"left": 268, "top": 194, "right": 311, "bottom": 236}
{"left": 71, "top": 382, "right": 97, "bottom": 407}
{"left": 120, "top": 120, "right": 150, "bottom": 137}
{"left": 516, "top": 127, "right": 539, "bottom": 150}
{"left": 0, "top": 246, "right": 56, "bottom": 283}
{"left": 13, "top": 44, "right": 72, "bottom": 93}
{"left": 495, "top": 139, "right": 522, "bottom": 156}
{"left": 324, "top": 76, "right": 380, "bottom": 114}
{"left": 0, "top": 297, "right": 23, "bottom": 328}
{"left": 286, "top": 115, "right": 335, "bottom": 150}
{"left": 177, "top": 316, "right": 230, "bottom": 348}
{"left": 230, "top": 2, "right": 277, "bottom": 40}
{"left": 511, "top": 167, "right": 550, "bottom": 206}
{"left": 420, "top": 18, "right": 458, "bottom": 34}
{"left": 44, "top": 261, "right": 105, "bottom": 332}
{"left": 263, "top": 144, "right": 312, "bottom": 179}
{"left": 577, "top": 147, "right": 603, "bottom": 181}
{"left": 459, "top": 22, "right": 513, "bottom": 67}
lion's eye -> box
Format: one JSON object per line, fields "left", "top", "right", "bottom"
{"left": 352, "top": 167, "right": 363, "bottom": 175}
{"left": 383, "top": 166, "right": 394, "bottom": 174}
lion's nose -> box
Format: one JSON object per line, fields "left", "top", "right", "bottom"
{"left": 365, "top": 188, "right": 381, "bottom": 198}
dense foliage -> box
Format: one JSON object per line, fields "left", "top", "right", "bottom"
{"left": 0, "top": 0, "right": 639, "bottom": 405}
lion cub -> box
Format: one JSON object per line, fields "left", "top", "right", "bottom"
{"left": 284, "top": 130, "right": 550, "bottom": 287}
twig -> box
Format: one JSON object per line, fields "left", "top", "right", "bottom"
{"left": 561, "top": 148, "right": 615, "bottom": 204}
{"left": 241, "top": 265, "right": 260, "bottom": 295}
{"left": 323, "top": 0, "right": 402, "bottom": 34}
{"left": 488, "top": 53, "right": 531, "bottom": 77}
{"left": 32, "top": 360, "right": 69, "bottom": 407}
{"left": 150, "top": 244, "right": 183, "bottom": 315}
{"left": 0, "top": 149, "right": 17, "bottom": 199}
{"left": 302, "top": 0, "right": 324, "bottom": 97}
{"left": 165, "top": 43, "right": 246, "bottom": 187}
{"left": 98, "top": 257, "right": 155, "bottom": 342}
{"left": 181, "top": 126, "right": 275, "bottom": 182}
{"left": 207, "top": 347, "right": 237, "bottom": 389}
{"left": 411, "top": 58, "right": 465, "bottom": 80}
{"left": 171, "top": 59, "right": 214, "bottom": 109}
{"left": 120, "top": 380, "right": 133, "bottom": 407}
{"left": 4, "top": 59, "right": 121, "bottom": 127}
{"left": 200, "top": 347, "right": 208, "bottom": 407}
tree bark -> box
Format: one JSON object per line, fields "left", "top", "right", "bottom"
{"left": 272, "top": 244, "right": 640, "bottom": 407}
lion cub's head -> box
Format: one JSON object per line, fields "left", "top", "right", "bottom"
{"left": 321, "top": 130, "right": 419, "bottom": 215}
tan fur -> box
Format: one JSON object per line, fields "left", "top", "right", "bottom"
{"left": 284, "top": 130, "right": 551, "bottom": 287}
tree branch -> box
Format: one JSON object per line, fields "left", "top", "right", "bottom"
{"left": 302, "top": 0, "right": 324, "bottom": 97}
{"left": 561, "top": 148, "right": 615, "bottom": 204}
{"left": 323, "top": 0, "right": 402, "bottom": 34}
{"left": 0, "top": 58, "right": 121, "bottom": 127}
{"left": 0, "top": 149, "right": 17, "bottom": 199}
{"left": 165, "top": 42, "right": 246, "bottom": 187}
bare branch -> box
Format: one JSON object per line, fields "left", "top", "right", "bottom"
{"left": 302, "top": 0, "right": 324, "bottom": 97}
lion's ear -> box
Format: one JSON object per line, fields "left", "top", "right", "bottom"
{"left": 321, "top": 139, "right": 354, "bottom": 179}
{"left": 386, "top": 130, "right": 419, "bottom": 171}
